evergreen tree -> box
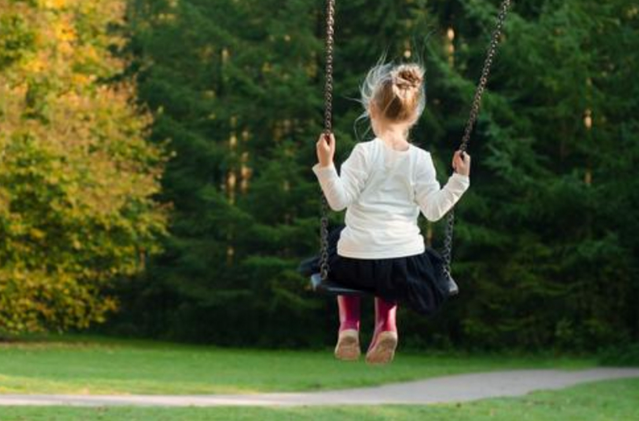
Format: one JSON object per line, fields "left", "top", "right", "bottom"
{"left": 123, "top": 0, "right": 329, "bottom": 345}
{"left": 420, "top": 0, "right": 639, "bottom": 350}
{"left": 118, "top": 0, "right": 639, "bottom": 351}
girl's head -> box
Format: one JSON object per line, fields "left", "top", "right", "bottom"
{"left": 359, "top": 62, "right": 426, "bottom": 134}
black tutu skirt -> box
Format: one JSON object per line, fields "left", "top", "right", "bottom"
{"left": 307, "top": 226, "right": 451, "bottom": 316}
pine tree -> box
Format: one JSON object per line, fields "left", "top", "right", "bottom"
{"left": 119, "top": 0, "right": 639, "bottom": 350}
{"left": 424, "top": 0, "right": 639, "bottom": 350}
{"left": 123, "top": 0, "right": 331, "bottom": 345}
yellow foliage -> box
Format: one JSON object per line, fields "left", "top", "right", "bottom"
{"left": 40, "top": 0, "right": 69, "bottom": 10}
{"left": 0, "top": 0, "right": 166, "bottom": 335}
{"left": 53, "top": 20, "right": 76, "bottom": 43}
{"left": 23, "top": 57, "right": 47, "bottom": 74}
{"left": 57, "top": 41, "right": 74, "bottom": 57}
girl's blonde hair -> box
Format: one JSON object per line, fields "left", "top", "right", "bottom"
{"left": 360, "top": 61, "right": 426, "bottom": 125}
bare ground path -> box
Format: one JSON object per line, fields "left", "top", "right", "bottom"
{"left": 1, "top": 368, "right": 638, "bottom": 407}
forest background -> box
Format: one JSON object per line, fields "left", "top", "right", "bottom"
{"left": 0, "top": 0, "right": 637, "bottom": 354}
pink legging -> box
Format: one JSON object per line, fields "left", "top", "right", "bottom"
{"left": 337, "top": 295, "right": 397, "bottom": 333}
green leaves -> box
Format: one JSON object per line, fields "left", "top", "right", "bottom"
{"left": 112, "top": 0, "right": 639, "bottom": 351}
{"left": 0, "top": 13, "right": 36, "bottom": 71}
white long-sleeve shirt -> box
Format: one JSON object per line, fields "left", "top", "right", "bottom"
{"left": 312, "top": 137, "right": 470, "bottom": 259}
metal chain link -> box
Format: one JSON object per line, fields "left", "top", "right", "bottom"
{"left": 441, "top": 0, "right": 512, "bottom": 281}
{"left": 319, "top": 0, "right": 336, "bottom": 282}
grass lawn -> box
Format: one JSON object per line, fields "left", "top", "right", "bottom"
{"left": 0, "top": 335, "right": 597, "bottom": 395}
{"left": 0, "top": 377, "right": 637, "bottom": 420}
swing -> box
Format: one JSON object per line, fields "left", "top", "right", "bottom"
{"left": 307, "top": 0, "right": 512, "bottom": 296}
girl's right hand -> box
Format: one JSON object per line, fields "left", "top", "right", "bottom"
{"left": 452, "top": 150, "right": 471, "bottom": 176}
{"left": 316, "top": 132, "right": 336, "bottom": 168}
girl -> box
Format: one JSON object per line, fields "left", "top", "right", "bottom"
{"left": 312, "top": 62, "right": 471, "bottom": 365}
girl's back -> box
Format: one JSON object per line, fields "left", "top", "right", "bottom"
{"left": 340, "top": 137, "right": 423, "bottom": 258}
{"left": 314, "top": 135, "right": 469, "bottom": 259}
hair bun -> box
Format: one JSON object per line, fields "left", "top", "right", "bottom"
{"left": 391, "top": 65, "right": 424, "bottom": 91}
{"left": 360, "top": 61, "right": 426, "bottom": 124}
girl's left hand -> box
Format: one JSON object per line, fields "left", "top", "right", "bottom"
{"left": 452, "top": 150, "right": 471, "bottom": 176}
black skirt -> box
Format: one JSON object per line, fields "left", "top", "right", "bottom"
{"left": 323, "top": 226, "right": 450, "bottom": 316}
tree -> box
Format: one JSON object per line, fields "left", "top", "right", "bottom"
{"left": 117, "top": 0, "right": 639, "bottom": 351}
{"left": 0, "top": 0, "right": 166, "bottom": 335}
{"left": 423, "top": 0, "right": 639, "bottom": 350}
{"left": 121, "top": 0, "right": 328, "bottom": 345}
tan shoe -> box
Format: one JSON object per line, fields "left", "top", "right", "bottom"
{"left": 365, "top": 331, "right": 398, "bottom": 365}
{"left": 334, "top": 329, "right": 361, "bottom": 361}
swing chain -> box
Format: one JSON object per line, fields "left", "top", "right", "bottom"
{"left": 441, "top": 0, "right": 511, "bottom": 276}
{"left": 459, "top": 0, "right": 511, "bottom": 153}
{"left": 320, "top": 0, "right": 336, "bottom": 282}
{"left": 319, "top": 0, "right": 511, "bottom": 284}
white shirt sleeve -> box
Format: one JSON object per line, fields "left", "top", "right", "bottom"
{"left": 414, "top": 150, "right": 470, "bottom": 222}
{"left": 312, "top": 143, "right": 369, "bottom": 211}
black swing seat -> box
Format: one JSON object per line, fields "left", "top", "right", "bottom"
{"left": 299, "top": 255, "right": 458, "bottom": 297}
{"left": 311, "top": 272, "right": 459, "bottom": 297}
{"left": 309, "top": 272, "right": 370, "bottom": 296}
{"left": 299, "top": 256, "right": 369, "bottom": 296}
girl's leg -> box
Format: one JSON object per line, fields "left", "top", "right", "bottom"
{"left": 373, "top": 296, "right": 397, "bottom": 333}
{"left": 366, "top": 297, "right": 398, "bottom": 365}
{"left": 334, "top": 295, "right": 361, "bottom": 361}
{"left": 338, "top": 295, "right": 361, "bottom": 331}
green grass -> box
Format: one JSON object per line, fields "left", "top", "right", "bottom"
{"left": 0, "top": 377, "right": 637, "bottom": 420}
{"left": 0, "top": 335, "right": 597, "bottom": 395}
